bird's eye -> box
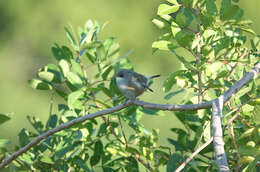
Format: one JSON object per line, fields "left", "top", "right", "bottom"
{"left": 119, "top": 73, "right": 124, "bottom": 78}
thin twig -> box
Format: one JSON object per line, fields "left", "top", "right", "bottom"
{"left": 117, "top": 116, "right": 128, "bottom": 146}
{"left": 175, "top": 137, "right": 213, "bottom": 172}
{"left": 227, "top": 49, "right": 248, "bottom": 81}
{"left": 196, "top": 33, "right": 203, "bottom": 103}
{"left": 228, "top": 123, "right": 240, "bottom": 172}
{"left": 132, "top": 152, "right": 154, "bottom": 172}
{"left": 77, "top": 52, "right": 88, "bottom": 81}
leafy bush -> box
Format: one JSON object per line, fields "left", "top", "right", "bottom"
{"left": 0, "top": 0, "right": 260, "bottom": 171}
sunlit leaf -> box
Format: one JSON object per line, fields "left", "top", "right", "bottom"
{"left": 152, "top": 40, "right": 179, "bottom": 51}
{"left": 68, "top": 90, "right": 84, "bottom": 109}
{"left": 64, "top": 26, "right": 78, "bottom": 50}
{"left": 157, "top": 4, "right": 179, "bottom": 16}
{"left": 66, "top": 72, "right": 84, "bottom": 88}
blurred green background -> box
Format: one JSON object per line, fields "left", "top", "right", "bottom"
{"left": 0, "top": 0, "right": 259, "bottom": 148}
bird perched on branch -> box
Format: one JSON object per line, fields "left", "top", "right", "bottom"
{"left": 116, "top": 69, "right": 160, "bottom": 100}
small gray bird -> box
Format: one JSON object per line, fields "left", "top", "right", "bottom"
{"left": 116, "top": 69, "right": 160, "bottom": 99}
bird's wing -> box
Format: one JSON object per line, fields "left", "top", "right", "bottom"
{"left": 131, "top": 72, "right": 148, "bottom": 88}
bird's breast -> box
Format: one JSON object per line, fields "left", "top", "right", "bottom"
{"left": 116, "top": 77, "right": 145, "bottom": 98}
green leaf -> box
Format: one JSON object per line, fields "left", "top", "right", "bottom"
{"left": 27, "top": 116, "right": 44, "bottom": 132}
{"left": 167, "top": 0, "right": 179, "bottom": 5}
{"left": 152, "top": 40, "right": 179, "bottom": 51}
{"left": 97, "top": 123, "right": 108, "bottom": 136}
{"left": 220, "top": 0, "right": 243, "bottom": 20}
{"left": 167, "top": 153, "right": 183, "bottom": 172}
{"left": 47, "top": 64, "right": 62, "bottom": 83}
{"left": 90, "top": 154, "right": 100, "bottom": 166}
{"left": 28, "top": 79, "right": 52, "bottom": 90}
{"left": 114, "top": 58, "right": 133, "bottom": 71}
{"left": 86, "top": 49, "right": 97, "bottom": 64}
{"left": 247, "top": 155, "right": 260, "bottom": 172}
{"left": 59, "top": 59, "right": 70, "bottom": 77}
{"left": 157, "top": 4, "right": 179, "bottom": 16}
{"left": 61, "top": 46, "right": 73, "bottom": 59}
{"left": 171, "top": 21, "right": 181, "bottom": 36}
{"left": 64, "top": 26, "right": 78, "bottom": 50}
{"left": 176, "top": 13, "right": 187, "bottom": 27}
{"left": 66, "top": 72, "right": 84, "bottom": 88}
{"left": 239, "top": 128, "right": 255, "bottom": 140}
{"left": 19, "top": 128, "right": 30, "bottom": 147}
{"left": 239, "top": 146, "right": 260, "bottom": 156}
{"left": 242, "top": 104, "right": 255, "bottom": 112}
{"left": 46, "top": 114, "right": 58, "bottom": 129}
{"left": 163, "top": 71, "right": 183, "bottom": 92}
{"left": 37, "top": 65, "right": 62, "bottom": 83}
{"left": 206, "top": 0, "right": 218, "bottom": 15}
{"left": 175, "top": 30, "right": 194, "bottom": 47}
{"left": 19, "top": 153, "right": 33, "bottom": 164}
{"left": 61, "top": 110, "right": 78, "bottom": 123}
{"left": 72, "top": 156, "right": 91, "bottom": 171}
{"left": 152, "top": 18, "right": 171, "bottom": 30}
{"left": 0, "top": 114, "right": 11, "bottom": 125}
{"left": 0, "top": 139, "right": 10, "bottom": 148}
{"left": 138, "top": 107, "right": 163, "bottom": 116}
{"left": 68, "top": 90, "right": 84, "bottom": 109}
{"left": 168, "top": 138, "right": 184, "bottom": 151}
{"left": 71, "top": 59, "right": 85, "bottom": 81}
{"left": 55, "top": 89, "right": 68, "bottom": 99}
{"left": 164, "top": 89, "right": 184, "bottom": 100}
{"left": 40, "top": 156, "right": 54, "bottom": 164}
{"left": 55, "top": 143, "right": 73, "bottom": 159}
{"left": 94, "top": 140, "right": 103, "bottom": 155}
{"left": 96, "top": 44, "right": 106, "bottom": 61}
{"left": 102, "top": 66, "right": 113, "bottom": 80}
{"left": 51, "top": 44, "right": 73, "bottom": 61}
{"left": 240, "top": 28, "right": 256, "bottom": 35}
{"left": 172, "top": 52, "right": 196, "bottom": 71}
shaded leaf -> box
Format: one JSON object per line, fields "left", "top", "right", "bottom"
{"left": 28, "top": 79, "right": 52, "bottom": 90}
{"left": 0, "top": 114, "right": 11, "bottom": 125}
{"left": 167, "top": 153, "right": 183, "bottom": 172}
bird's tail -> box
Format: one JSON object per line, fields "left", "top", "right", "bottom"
{"left": 150, "top": 74, "right": 160, "bottom": 79}
{"left": 146, "top": 74, "right": 160, "bottom": 92}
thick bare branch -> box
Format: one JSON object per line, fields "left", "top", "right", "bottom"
{"left": 174, "top": 94, "right": 260, "bottom": 172}
{"left": 0, "top": 62, "right": 259, "bottom": 170}
{"left": 212, "top": 97, "right": 230, "bottom": 172}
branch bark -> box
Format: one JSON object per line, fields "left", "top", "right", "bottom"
{"left": 212, "top": 97, "right": 230, "bottom": 172}
{"left": 0, "top": 62, "right": 259, "bottom": 170}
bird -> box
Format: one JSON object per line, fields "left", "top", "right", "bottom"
{"left": 115, "top": 69, "right": 160, "bottom": 100}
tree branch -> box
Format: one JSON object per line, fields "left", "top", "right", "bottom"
{"left": 212, "top": 97, "right": 230, "bottom": 172}
{"left": 175, "top": 137, "right": 214, "bottom": 172}
{"left": 174, "top": 93, "right": 260, "bottom": 172}
{"left": 0, "top": 101, "right": 133, "bottom": 169}
{"left": 196, "top": 33, "right": 203, "bottom": 103}
{"left": 134, "top": 62, "right": 260, "bottom": 110}
{"left": 0, "top": 62, "right": 259, "bottom": 170}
